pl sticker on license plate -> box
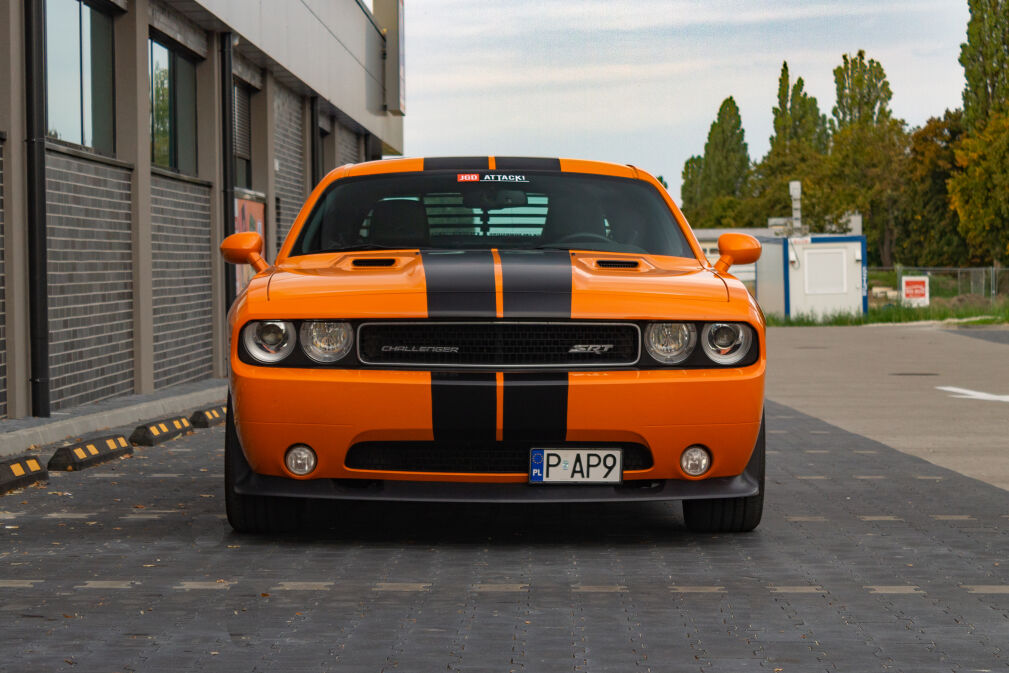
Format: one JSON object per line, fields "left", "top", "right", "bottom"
{"left": 529, "top": 448, "right": 622, "bottom": 484}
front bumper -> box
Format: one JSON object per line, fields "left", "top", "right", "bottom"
{"left": 230, "top": 360, "right": 765, "bottom": 485}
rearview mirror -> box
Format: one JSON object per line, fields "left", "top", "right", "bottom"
{"left": 714, "top": 233, "right": 761, "bottom": 273}
{"left": 462, "top": 188, "right": 528, "bottom": 210}
{"left": 221, "top": 232, "right": 269, "bottom": 273}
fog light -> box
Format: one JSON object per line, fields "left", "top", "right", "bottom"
{"left": 285, "top": 444, "right": 317, "bottom": 476}
{"left": 681, "top": 445, "right": 711, "bottom": 476}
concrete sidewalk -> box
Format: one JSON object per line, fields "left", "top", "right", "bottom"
{"left": 0, "top": 378, "right": 227, "bottom": 457}
{"left": 766, "top": 324, "right": 1009, "bottom": 491}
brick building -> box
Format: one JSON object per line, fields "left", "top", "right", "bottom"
{"left": 0, "top": 0, "right": 405, "bottom": 418}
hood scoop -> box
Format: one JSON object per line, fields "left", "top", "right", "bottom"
{"left": 351, "top": 258, "right": 397, "bottom": 268}
{"left": 595, "top": 259, "right": 640, "bottom": 269}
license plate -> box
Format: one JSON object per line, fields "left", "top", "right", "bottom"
{"left": 529, "top": 449, "right": 622, "bottom": 484}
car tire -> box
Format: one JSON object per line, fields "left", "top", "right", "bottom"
{"left": 682, "top": 413, "right": 765, "bottom": 533}
{"left": 225, "top": 398, "right": 306, "bottom": 534}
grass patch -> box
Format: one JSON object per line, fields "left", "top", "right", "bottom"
{"left": 766, "top": 297, "right": 1009, "bottom": 326}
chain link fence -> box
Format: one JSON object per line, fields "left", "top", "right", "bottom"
{"left": 868, "top": 266, "right": 1009, "bottom": 305}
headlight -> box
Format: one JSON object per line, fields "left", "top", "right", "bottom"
{"left": 644, "top": 322, "right": 696, "bottom": 364}
{"left": 700, "top": 323, "right": 752, "bottom": 365}
{"left": 300, "top": 321, "right": 353, "bottom": 363}
{"left": 242, "top": 321, "right": 296, "bottom": 363}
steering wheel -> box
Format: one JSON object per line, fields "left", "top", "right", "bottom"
{"left": 549, "top": 232, "right": 612, "bottom": 245}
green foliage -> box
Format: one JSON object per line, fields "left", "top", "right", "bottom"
{"left": 960, "top": 0, "right": 1009, "bottom": 130}
{"left": 771, "top": 62, "right": 829, "bottom": 153}
{"left": 739, "top": 62, "right": 831, "bottom": 229}
{"left": 894, "top": 110, "right": 974, "bottom": 266}
{"left": 765, "top": 299, "right": 1009, "bottom": 326}
{"left": 831, "top": 50, "right": 893, "bottom": 129}
{"left": 655, "top": 175, "right": 669, "bottom": 189}
{"left": 679, "top": 98, "right": 749, "bottom": 227}
{"left": 948, "top": 112, "right": 1009, "bottom": 263}
{"left": 821, "top": 117, "right": 909, "bottom": 265}
{"left": 701, "top": 97, "right": 749, "bottom": 201}
{"left": 680, "top": 155, "right": 704, "bottom": 220}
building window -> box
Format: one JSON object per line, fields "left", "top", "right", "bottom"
{"left": 149, "top": 37, "right": 197, "bottom": 174}
{"left": 234, "top": 80, "right": 252, "bottom": 189}
{"left": 46, "top": 0, "right": 115, "bottom": 154}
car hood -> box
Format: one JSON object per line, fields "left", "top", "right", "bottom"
{"left": 260, "top": 250, "right": 729, "bottom": 320}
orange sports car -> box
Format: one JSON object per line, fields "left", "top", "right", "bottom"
{"left": 220, "top": 157, "right": 765, "bottom": 534}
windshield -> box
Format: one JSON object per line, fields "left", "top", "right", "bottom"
{"left": 291, "top": 171, "right": 694, "bottom": 258}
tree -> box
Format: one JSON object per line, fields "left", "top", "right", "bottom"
{"left": 700, "top": 97, "right": 749, "bottom": 201}
{"left": 948, "top": 112, "right": 1009, "bottom": 263}
{"left": 739, "top": 62, "right": 831, "bottom": 229}
{"left": 894, "top": 110, "right": 972, "bottom": 266}
{"left": 960, "top": 0, "right": 1009, "bottom": 130}
{"left": 679, "top": 97, "right": 749, "bottom": 227}
{"left": 823, "top": 118, "right": 909, "bottom": 265}
{"left": 831, "top": 50, "right": 893, "bottom": 129}
{"left": 679, "top": 156, "right": 704, "bottom": 219}
{"left": 820, "top": 52, "right": 907, "bottom": 265}
{"left": 771, "top": 62, "right": 829, "bottom": 153}
{"left": 655, "top": 175, "right": 669, "bottom": 189}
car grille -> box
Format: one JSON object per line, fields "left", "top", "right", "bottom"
{"left": 345, "top": 442, "right": 653, "bottom": 474}
{"left": 357, "top": 321, "right": 640, "bottom": 367}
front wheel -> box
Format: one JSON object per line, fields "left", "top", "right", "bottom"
{"left": 224, "top": 398, "right": 306, "bottom": 534}
{"left": 682, "top": 414, "right": 765, "bottom": 533}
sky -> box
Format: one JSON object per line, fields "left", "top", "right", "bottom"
{"left": 394, "top": 0, "right": 971, "bottom": 202}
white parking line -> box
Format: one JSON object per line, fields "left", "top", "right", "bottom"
{"left": 936, "top": 386, "right": 1009, "bottom": 403}
{"left": 0, "top": 580, "right": 44, "bottom": 588}
{"left": 786, "top": 516, "right": 827, "bottom": 522}
{"left": 854, "top": 475, "right": 886, "bottom": 480}
{"left": 45, "top": 513, "right": 96, "bottom": 519}
{"left": 175, "top": 581, "right": 233, "bottom": 590}
{"left": 859, "top": 515, "right": 902, "bottom": 521}
{"left": 796, "top": 476, "right": 827, "bottom": 480}
{"left": 865, "top": 585, "right": 922, "bottom": 594}
{"left": 769, "top": 585, "right": 824, "bottom": 593}
{"left": 270, "top": 581, "right": 334, "bottom": 591}
{"left": 471, "top": 583, "right": 528, "bottom": 592}
{"left": 930, "top": 515, "right": 976, "bottom": 521}
{"left": 0, "top": 512, "right": 24, "bottom": 520}
{"left": 373, "top": 582, "right": 431, "bottom": 592}
{"left": 75, "top": 581, "right": 136, "bottom": 589}
{"left": 961, "top": 585, "right": 1009, "bottom": 594}
{"left": 573, "top": 585, "right": 626, "bottom": 593}
{"left": 670, "top": 586, "right": 725, "bottom": 593}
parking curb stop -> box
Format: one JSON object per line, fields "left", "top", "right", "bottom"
{"left": 129, "top": 415, "right": 194, "bottom": 446}
{"left": 47, "top": 435, "right": 133, "bottom": 471}
{"left": 1, "top": 455, "right": 48, "bottom": 494}
{"left": 190, "top": 405, "right": 228, "bottom": 428}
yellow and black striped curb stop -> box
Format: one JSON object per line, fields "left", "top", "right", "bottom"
{"left": 47, "top": 435, "right": 132, "bottom": 471}
{"left": 1, "top": 455, "right": 48, "bottom": 494}
{"left": 190, "top": 404, "right": 228, "bottom": 428}
{"left": 129, "top": 415, "right": 194, "bottom": 446}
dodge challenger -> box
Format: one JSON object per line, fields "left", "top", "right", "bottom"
{"left": 220, "top": 156, "right": 765, "bottom": 534}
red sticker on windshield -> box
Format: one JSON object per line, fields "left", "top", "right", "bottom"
{"left": 457, "top": 173, "right": 480, "bottom": 182}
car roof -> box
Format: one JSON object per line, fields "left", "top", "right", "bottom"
{"left": 343, "top": 156, "right": 642, "bottom": 180}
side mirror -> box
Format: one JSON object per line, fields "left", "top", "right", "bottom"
{"left": 714, "top": 232, "right": 758, "bottom": 274}
{"left": 221, "top": 232, "right": 269, "bottom": 273}
{"left": 714, "top": 233, "right": 761, "bottom": 273}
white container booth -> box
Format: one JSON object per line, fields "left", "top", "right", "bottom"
{"left": 754, "top": 235, "right": 868, "bottom": 319}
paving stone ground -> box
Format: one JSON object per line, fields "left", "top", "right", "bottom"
{"left": 2, "top": 400, "right": 1008, "bottom": 672}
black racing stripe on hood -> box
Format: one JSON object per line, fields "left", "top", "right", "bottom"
{"left": 498, "top": 250, "right": 573, "bottom": 318}
{"left": 421, "top": 250, "right": 497, "bottom": 318}
{"left": 423, "top": 157, "right": 490, "bottom": 170}
{"left": 494, "top": 157, "right": 561, "bottom": 171}
{"left": 431, "top": 372, "right": 497, "bottom": 442}
{"left": 502, "top": 373, "right": 568, "bottom": 442}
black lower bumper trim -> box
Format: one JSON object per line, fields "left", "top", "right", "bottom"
{"left": 232, "top": 466, "right": 759, "bottom": 504}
